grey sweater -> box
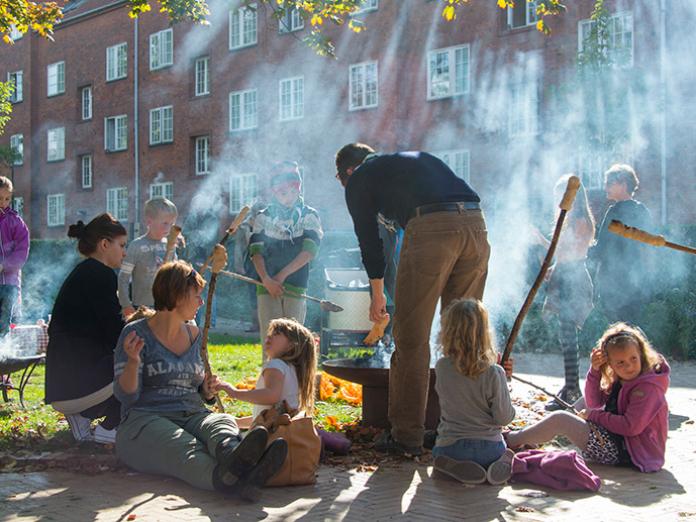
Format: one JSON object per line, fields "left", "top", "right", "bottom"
{"left": 118, "top": 235, "right": 172, "bottom": 308}
{"left": 434, "top": 357, "right": 516, "bottom": 446}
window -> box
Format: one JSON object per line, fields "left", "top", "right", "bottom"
{"left": 428, "top": 45, "right": 469, "bottom": 99}
{"left": 195, "top": 136, "right": 210, "bottom": 175}
{"left": 81, "top": 86, "right": 92, "bottom": 120}
{"left": 195, "top": 57, "right": 210, "bottom": 96}
{"left": 434, "top": 149, "right": 470, "bottom": 182}
{"left": 105, "top": 115, "right": 128, "bottom": 151}
{"left": 150, "top": 28, "right": 174, "bottom": 70}
{"left": 279, "top": 77, "right": 304, "bottom": 121}
{"left": 106, "top": 187, "right": 129, "bottom": 221}
{"left": 81, "top": 155, "right": 93, "bottom": 188}
{"left": 12, "top": 197, "right": 23, "bottom": 218}
{"left": 508, "top": 83, "right": 538, "bottom": 137}
{"left": 354, "top": 0, "right": 378, "bottom": 14}
{"left": 8, "top": 71, "right": 22, "bottom": 103}
{"left": 229, "top": 4, "right": 257, "bottom": 50}
{"left": 579, "top": 12, "right": 634, "bottom": 66}
{"left": 47, "top": 61, "right": 65, "bottom": 96}
{"left": 9, "top": 134, "right": 23, "bottom": 165}
{"left": 47, "top": 194, "right": 65, "bottom": 227}
{"left": 229, "top": 89, "right": 258, "bottom": 131}
{"left": 279, "top": 8, "right": 304, "bottom": 33}
{"left": 349, "top": 61, "right": 378, "bottom": 110}
{"left": 47, "top": 127, "right": 65, "bottom": 161}
{"left": 9, "top": 25, "right": 22, "bottom": 42}
{"left": 149, "top": 106, "right": 174, "bottom": 145}
{"left": 229, "top": 173, "right": 257, "bottom": 213}
{"left": 150, "top": 181, "right": 174, "bottom": 200}
{"left": 106, "top": 42, "right": 128, "bottom": 81}
{"left": 507, "top": 0, "right": 537, "bottom": 29}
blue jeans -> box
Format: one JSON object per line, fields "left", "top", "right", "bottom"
{"left": 433, "top": 438, "right": 506, "bottom": 468}
{"left": 0, "top": 285, "right": 19, "bottom": 336}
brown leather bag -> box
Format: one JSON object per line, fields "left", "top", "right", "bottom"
{"left": 264, "top": 411, "right": 321, "bottom": 487}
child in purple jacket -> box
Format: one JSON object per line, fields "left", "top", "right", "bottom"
{"left": 0, "top": 176, "right": 30, "bottom": 336}
{"left": 506, "top": 323, "right": 669, "bottom": 472}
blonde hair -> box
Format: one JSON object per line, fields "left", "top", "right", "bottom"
{"left": 596, "top": 322, "right": 661, "bottom": 391}
{"left": 0, "top": 176, "right": 13, "bottom": 192}
{"left": 144, "top": 197, "right": 178, "bottom": 219}
{"left": 439, "top": 299, "right": 497, "bottom": 378}
{"left": 267, "top": 318, "right": 317, "bottom": 414}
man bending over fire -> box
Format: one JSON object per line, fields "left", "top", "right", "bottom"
{"left": 334, "top": 144, "right": 490, "bottom": 456}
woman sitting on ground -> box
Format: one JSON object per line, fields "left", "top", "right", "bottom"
{"left": 45, "top": 213, "right": 127, "bottom": 444}
{"left": 114, "top": 260, "right": 287, "bottom": 502}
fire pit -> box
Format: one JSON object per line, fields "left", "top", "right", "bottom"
{"left": 0, "top": 355, "right": 45, "bottom": 408}
{"left": 322, "top": 357, "right": 440, "bottom": 429}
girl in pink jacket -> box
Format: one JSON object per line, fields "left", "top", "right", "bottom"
{"left": 506, "top": 323, "right": 669, "bottom": 472}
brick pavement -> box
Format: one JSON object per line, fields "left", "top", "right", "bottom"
{"left": 2, "top": 354, "right": 696, "bottom": 521}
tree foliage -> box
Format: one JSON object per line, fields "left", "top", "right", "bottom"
{"left": 0, "top": 81, "right": 13, "bottom": 136}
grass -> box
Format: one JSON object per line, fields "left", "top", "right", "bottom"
{"left": 0, "top": 334, "right": 361, "bottom": 452}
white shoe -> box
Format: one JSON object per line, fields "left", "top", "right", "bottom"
{"left": 93, "top": 424, "right": 117, "bottom": 444}
{"left": 66, "top": 414, "right": 93, "bottom": 442}
{"left": 486, "top": 448, "right": 515, "bottom": 485}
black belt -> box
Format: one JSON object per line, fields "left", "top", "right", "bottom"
{"left": 414, "top": 201, "right": 480, "bottom": 217}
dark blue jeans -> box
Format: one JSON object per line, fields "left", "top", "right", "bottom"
{"left": 0, "top": 285, "right": 19, "bottom": 336}
{"left": 433, "top": 438, "right": 506, "bottom": 468}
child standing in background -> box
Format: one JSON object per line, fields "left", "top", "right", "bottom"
{"left": 0, "top": 176, "right": 30, "bottom": 336}
{"left": 432, "top": 298, "right": 516, "bottom": 485}
{"left": 119, "top": 198, "right": 177, "bottom": 318}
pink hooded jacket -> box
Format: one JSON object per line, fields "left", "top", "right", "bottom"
{"left": 584, "top": 359, "right": 670, "bottom": 472}
{"left": 0, "top": 207, "right": 30, "bottom": 287}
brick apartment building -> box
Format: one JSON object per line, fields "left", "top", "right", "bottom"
{"left": 1, "top": 0, "right": 695, "bottom": 240}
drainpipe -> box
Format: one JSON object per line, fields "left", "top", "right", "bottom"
{"left": 659, "top": 0, "right": 667, "bottom": 227}
{"left": 133, "top": 17, "right": 141, "bottom": 236}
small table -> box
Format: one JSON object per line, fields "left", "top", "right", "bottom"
{"left": 0, "top": 355, "right": 45, "bottom": 408}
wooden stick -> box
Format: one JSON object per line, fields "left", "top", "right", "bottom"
{"left": 609, "top": 220, "right": 696, "bottom": 255}
{"left": 500, "top": 176, "right": 580, "bottom": 366}
{"left": 164, "top": 225, "right": 182, "bottom": 263}
{"left": 200, "top": 206, "right": 250, "bottom": 273}
{"left": 511, "top": 374, "right": 577, "bottom": 412}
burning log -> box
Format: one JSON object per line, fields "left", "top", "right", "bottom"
{"left": 500, "top": 175, "right": 580, "bottom": 366}
{"left": 609, "top": 220, "right": 696, "bottom": 256}
{"left": 363, "top": 314, "right": 390, "bottom": 345}
{"left": 164, "top": 225, "right": 183, "bottom": 263}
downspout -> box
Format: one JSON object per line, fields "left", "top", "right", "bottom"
{"left": 659, "top": 0, "right": 667, "bottom": 227}
{"left": 133, "top": 17, "right": 141, "bottom": 235}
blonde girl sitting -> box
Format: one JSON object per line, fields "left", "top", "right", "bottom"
{"left": 433, "top": 299, "right": 516, "bottom": 485}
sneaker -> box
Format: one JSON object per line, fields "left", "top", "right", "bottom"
{"left": 93, "top": 424, "right": 117, "bottom": 444}
{"left": 236, "top": 439, "right": 289, "bottom": 502}
{"left": 545, "top": 386, "right": 581, "bottom": 412}
{"left": 66, "top": 414, "right": 93, "bottom": 442}
{"left": 374, "top": 431, "right": 423, "bottom": 457}
{"left": 433, "top": 456, "right": 486, "bottom": 484}
{"left": 216, "top": 427, "right": 269, "bottom": 485}
{"left": 486, "top": 449, "right": 515, "bottom": 485}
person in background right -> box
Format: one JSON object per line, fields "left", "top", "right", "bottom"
{"left": 506, "top": 323, "right": 669, "bottom": 473}
{"left": 589, "top": 164, "right": 653, "bottom": 325}
{"left": 535, "top": 175, "right": 596, "bottom": 410}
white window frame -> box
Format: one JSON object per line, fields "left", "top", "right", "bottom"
{"left": 578, "top": 12, "right": 634, "bottom": 67}
{"left": 106, "top": 42, "right": 128, "bottom": 81}
{"left": 81, "top": 154, "right": 93, "bottom": 189}
{"left": 47, "top": 61, "right": 65, "bottom": 96}
{"left": 149, "top": 28, "right": 174, "bottom": 71}
{"left": 149, "top": 181, "right": 174, "bottom": 200}
{"left": 229, "top": 3, "right": 258, "bottom": 50}
{"left": 9, "top": 134, "right": 23, "bottom": 166}
{"left": 427, "top": 45, "right": 470, "bottom": 100}
{"left": 433, "top": 149, "right": 471, "bottom": 182}
{"left": 105, "top": 115, "right": 128, "bottom": 152}
{"left": 195, "top": 136, "right": 210, "bottom": 175}
{"left": 8, "top": 71, "right": 22, "bottom": 103}
{"left": 106, "top": 187, "right": 129, "bottom": 221}
{"left": 81, "top": 86, "right": 92, "bottom": 120}
{"left": 149, "top": 106, "right": 174, "bottom": 145}
{"left": 507, "top": 0, "right": 538, "bottom": 28}
{"left": 279, "top": 76, "right": 304, "bottom": 121}
{"left": 508, "top": 83, "right": 539, "bottom": 137}
{"left": 229, "top": 89, "right": 258, "bottom": 131}
{"left": 47, "top": 194, "right": 65, "bottom": 227}
{"left": 229, "top": 173, "right": 257, "bottom": 213}
{"left": 194, "top": 56, "right": 210, "bottom": 96}
{"left": 349, "top": 61, "right": 378, "bottom": 111}
{"left": 12, "top": 196, "right": 24, "bottom": 218}
{"left": 47, "top": 127, "right": 65, "bottom": 162}
{"left": 353, "top": 0, "right": 378, "bottom": 14}
{"left": 279, "top": 7, "right": 304, "bottom": 33}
